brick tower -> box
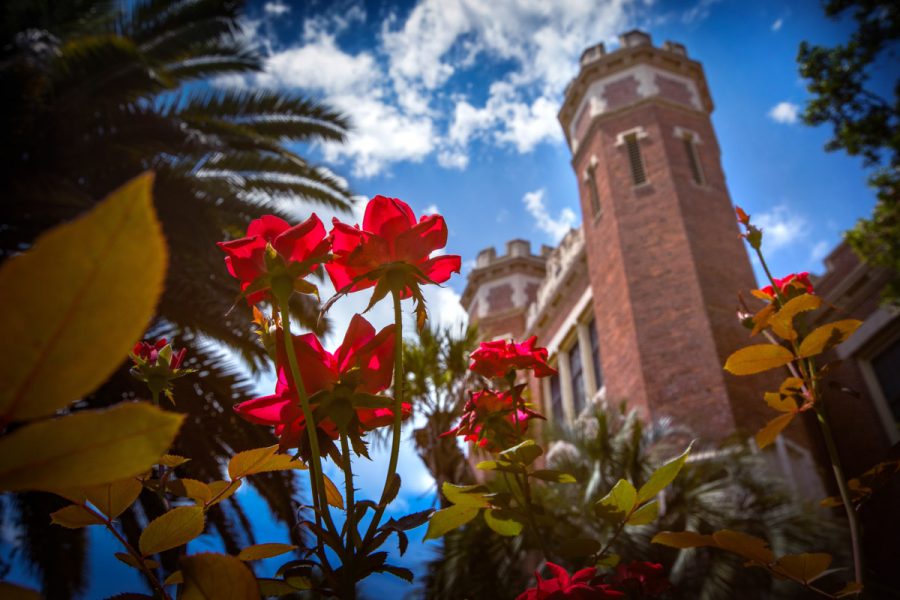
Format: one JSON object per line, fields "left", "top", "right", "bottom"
{"left": 557, "top": 30, "right": 769, "bottom": 439}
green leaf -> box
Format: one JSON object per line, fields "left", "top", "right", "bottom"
{"left": 0, "top": 173, "right": 166, "bottom": 422}
{"left": 0, "top": 403, "right": 184, "bottom": 492}
{"left": 85, "top": 477, "right": 143, "bottom": 520}
{"left": 755, "top": 413, "right": 796, "bottom": 449}
{"left": 797, "top": 320, "right": 863, "bottom": 358}
{"left": 773, "top": 553, "right": 832, "bottom": 583}
{"left": 50, "top": 504, "right": 105, "bottom": 529}
{"left": 180, "top": 553, "right": 258, "bottom": 600}
{"left": 498, "top": 439, "right": 543, "bottom": 465}
{"left": 441, "top": 482, "right": 491, "bottom": 508}
{"left": 626, "top": 500, "right": 659, "bottom": 525}
{"left": 636, "top": 442, "right": 693, "bottom": 503}
{"left": 596, "top": 554, "right": 620, "bottom": 568}
{"left": 651, "top": 530, "right": 715, "bottom": 549}
{"left": 139, "top": 505, "right": 205, "bottom": 556}
{"left": 724, "top": 344, "right": 794, "bottom": 375}
{"left": 423, "top": 504, "right": 480, "bottom": 540}
{"left": 476, "top": 460, "right": 519, "bottom": 473}
{"left": 237, "top": 543, "right": 297, "bottom": 561}
{"left": 483, "top": 509, "right": 524, "bottom": 537}
{"left": 227, "top": 445, "right": 307, "bottom": 480}
{"left": 530, "top": 469, "right": 577, "bottom": 483}
{"left": 594, "top": 479, "right": 637, "bottom": 522}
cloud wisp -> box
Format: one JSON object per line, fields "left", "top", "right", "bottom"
{"left": 768, "top": 101, "right": 800, "bottom": 124}
{"left": 522, "top": 188, "right": 577, "bottom": 242}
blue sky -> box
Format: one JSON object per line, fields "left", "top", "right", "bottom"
{"left": 2, "top": 1, "right": 889, "bottom": 597}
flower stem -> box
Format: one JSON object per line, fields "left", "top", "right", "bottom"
{"left": 276, "top": 296, "right": 340, "bottom": 544}
{"left": 341, "top": 432, "right": 357, "bottom": 546}
{"left": 363, "top": 289, "right": 404, "bottom": 545}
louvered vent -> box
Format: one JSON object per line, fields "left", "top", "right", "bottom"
{"left": 625, "top": 133, "right": 647, "bottom": 185}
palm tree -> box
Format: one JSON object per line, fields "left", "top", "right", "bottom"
{"left": 1, "top": 0, "right": 351, "bottom": 594}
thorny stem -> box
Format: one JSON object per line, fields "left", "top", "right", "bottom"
{"left": 340, "top": 432, "right": 357, "bottom": 545}
{"left": 362, "top": 289, "right": 404, "bottom": 546}
{"left": 275, "top": 294, "right": 341, "bottom": 549}
{"left": 86, "top": 504, "right": 171, "bottom": 600}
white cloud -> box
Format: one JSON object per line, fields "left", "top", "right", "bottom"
{"left": 771, "top": 18, "right": 783, "bottom": 31}
{"left": 768, "top": 101, "right": 800, "bottom": 124}
{"left": 755, "top": 205, "right": 808, "bottom": 251}
{"left": 682, "top": 0, "right": 722, "bottom": 24}
{"left": 422, "top": 203, "right": 440, "bottom": 215}
{"left": 810, "top": 240, "right": 831, "bottom": 262}
{"left": 522, "top": 188, "right": 577, "bottom": 242}
{"left": 263, "top": 2, "right": 290, "bottom": 16}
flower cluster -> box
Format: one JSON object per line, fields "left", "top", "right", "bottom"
{"left": 129, "top": 338, "right": 193, "bottom": 403}
{"left": 469, "top": 336, "right": 556, "bottom": 379}
{"left": 219, "top": 196, "right": 459, "bottom": 456}
{"left": 516, "top": 561, "right": 670, "bottom": 600}
{"left": 757, "top": 271, "right": 814, "bottom": 300}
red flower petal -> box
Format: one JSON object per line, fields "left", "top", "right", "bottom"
{"left": 272, "top": 213, "right": 328, "bottom": 263}
{"left": 362, "top": 195, "right": 416, "bottom": 240}
{"left": 247, "top": 215, "right": 291, "bottom": 240}
{"left": 418, "top": 254, "right": 462, "bottom": 284}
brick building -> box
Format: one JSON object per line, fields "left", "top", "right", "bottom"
{"left": 461, "top": 30, "right": 899, "bottom": 468}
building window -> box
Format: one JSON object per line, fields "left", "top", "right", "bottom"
{"left": 589, "top": 318, "right": 603, "bottom": 390}
{"left": 871, "top": 337, "right": 900, "bottom": 427}
{"left": 583, "top": 156, "right": 602, "bottom": 218}
{"left": 682, "top": 132, "right": 704, "bottom": 184}
{"left": 550, "top": 373, "right": 564, "bottom": 423}
{"left": 569, "top": 342, "right": 586, "bottom": 415}
{"left": 624, "top": 133, "right": 647, "bottom": 185}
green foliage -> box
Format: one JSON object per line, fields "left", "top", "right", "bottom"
{"left": 797, "top": 0, "right": 900, "bottom": 303}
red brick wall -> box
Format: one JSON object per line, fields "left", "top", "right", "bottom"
{"left": 603, "top": 76, "right": 640, "bottom": 112}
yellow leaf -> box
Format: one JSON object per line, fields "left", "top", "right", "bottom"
{"left": 85, "top": 477, "right": 143, "bottom": 520}
{"left": 164, "top": 571, "right": 184, "bottom": 585}
{"left": 773, "top": 553, "right": 832, "bottom": 583}
{"left": 0, "top": 173, "right": 166, "bottom": 422}
{"left": 651, "top": 530, "right": 715, "bottom": 548}
{"left": 169, "top": 479, "right": 213, "bottom": 505}
{"left": 724, "top": 344, "right": 794, "bottom": 376}
{"left": 755, "top": 413, "right": 796, "bottom": 449}
{"left": 236, "top": 543, "right": 297, "bottom": 561}
{"left": 50, "top": 504, "right": 105, "bottom": 529}
{"left": 441, "top": 482, "right": 491, "bottom": 508}
{"left": 779, "top": 377, "right": 804, "bottom": 394}
{"left": 764, "top": 392, "right": 798, "bottom": 413}
{"left": 159, "top": 454, "right": 191, "bottom": 468}
{"left": 750, "top": 303, "right": 775, "bottom": 337}
{"left": 180, "top": 553, "right": 258, "bottom": 600}
{"left": 769, "top": 294, "right": 822, "bottom": 340}
{"left": 712, "top": 530, "right": 774, "bottom": 564}
{"left": 751, "top": 289, "right": 774, "bottom": 301}
{"left": 114, "top": 552, "right": 160, "bottom": 570}
{"left": 206, "top": 480, "right": 241, "bottom": 507}
{"left": 797, "top": 320, "right": 863, "bottom": 358}
{"left": 0, "top": 403, "right": 184, "bottom": 492}
{"left": 0, "top": 582, "right": 42, "bottom": 600}
{"left": 626, "top": 500, "right": 659, "bottom": 525}
{"left": 139, "top": 505, "right": 205, "bottom": 556}
{"left": 227, "top": 445, "right": 307, "bottom": 480}
{"left": 322, "top": 475, "right": 344, "bottom": 509}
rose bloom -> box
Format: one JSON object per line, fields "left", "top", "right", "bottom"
{"left": 132, "top": 338, "right": 186, "bottom": 369}
{"left": 234, "top": 314, "right": 409, "bottom": 450}
{"left": 758, "top": 272, "right": 814, "bottom": 300}
{"left": 516, "top": 563, "right": 624, "bottom": 600}
{"left": 469, "top": 336, "right": 557, "bottom": 379}
{"left": 441, "top": 389, "right": 544, "bottom": 452}
{"left": 217, "top": 214, "right": 330, "bottom": 304}
{"left": 326, "top": 195, "right": 461, "bottom": 298}
{"left": 607, "top": 561, "right": 671, "bottom": 597}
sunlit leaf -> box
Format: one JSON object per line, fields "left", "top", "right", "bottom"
{"left": 755, "top": 413, "right": 795, "bottom": 449}
{"left": 206, "top": 480, "right": 241, "bottom": 507}
{"left": 164, "top": 571, "right": 184, "bottom": 585}
{"left": 50, "top": 504, "right": 105, "bottom": 529}
{"left": 724, "top": 344, "right": 794, "bottom": 375}
{"left": 651, "top": 530, "right": 715, "bottom": 548}
{"left": 423, "top": 504, "right": 480, "bottom": 540}
{"left": 773, "top": 553, "right": 832, "bottom": 583}
{"left": 441, "top": 482, "right": 491, "bottom": 508}
{"left": 797, "top": 320, "right": 863, "bottom": 358}
{"left": 114, "top": 552, "right": 160, "bottom": 570}
{"left": 227, "top": 445, "right": 307, "bottom": 480}
{"left": 636, "top": 442, "right": 692, "bottom": 503}
{"left": 769, "top": 294, "right": 822, "bottom": 340}
{"left": 168, "top": 479, "right": 213, "bottom": 505}
{"left": 237, "top": 543, "right": 297, "bottom": 561}
{"left": 139, "top": 505, "right": 205, "bottom": 556}
{"left": 85, "top": 477, "right": 143, "bottom": 520}
{"left": 596, "top": 554, "right": 620, "bottom": 568}
{"left": 180, "top": 553, "right": 257, "bottom": 600}
{"left": 764, "top": 392, "right": 798, "bottom": 413}
{"left": 483, "top": 509, "right": 524, "bottom": 536}
{"left": 711, "top": 530, "right": 774, "bottom": 564}
{"left": 159, "top": 454, "right": 191, "bottom": 468}
{"left": 595, "top": 479, "right": 637, "bottom": 522}
{"left": 498, "top": 439, "right": 543, "bottom": 465}
{"left": 835, "top": 582, "right": 863, "bottom": 597}
{"left": 322, "top": 475, "right": 344, "bottom": 509}
{"left": 0, "top": 173, "right": 165, "bottom": 422}
{"left": 0, "top": 403, "right": 183, "bottom": 492}
{"left": 626, "top": 500, "right": 659, "bottom": 525}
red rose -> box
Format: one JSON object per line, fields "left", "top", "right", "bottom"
{"left": 234, "top": 314, "right": 410, "bottom": 450}
{"left": 609, "top": 561, "right": 671, "bottom": 597}
{"left": 326, "top": 195, "right": 461, "bottom": 301}
{"left": 130, "top": 338, "right": 192, "bottom": 402}
{"left": 441, "top": 389, "right": 544, "bottom": 452}
{"left": 217, "top": 214, "right": 330, "bottom": 304}
{"left": 516, "top": 563, "right": 625, "bottom": 600}
{"left": 469, "top": 336, "right": 557, "bottom": 379}
{"left": 758, "top": 272, "right": 814, "bottom": 300}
